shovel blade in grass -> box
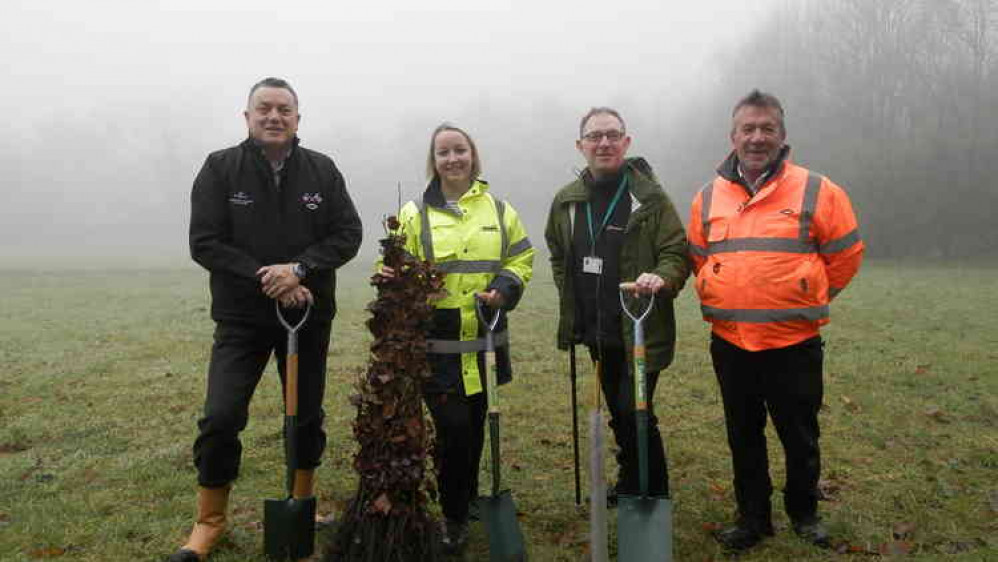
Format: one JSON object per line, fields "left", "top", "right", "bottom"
{"left": 480, "top": 489, "right": 528, "bottom": 562}
{"left": 264, "top": 495, "right": 317, "bottom": 560}
{"left": 617, "top": 495, "right": 672, "bottom": 562}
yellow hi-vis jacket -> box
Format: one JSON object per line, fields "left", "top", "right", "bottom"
{"left": 394, "top": 178, "right": 535, "bottom": 395}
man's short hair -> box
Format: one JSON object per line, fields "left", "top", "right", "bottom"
{"left": 732, "top": 89, "right": 785, "bottom": 133}
{"left": 579, "top": 107, "right": 626, "bottom": 138}
{"left": 248, "top": 77, "right": 299, "bottom": 107}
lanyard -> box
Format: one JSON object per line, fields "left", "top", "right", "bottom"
{"left": 586, "top": 175, "right": 628, "bottom": 251}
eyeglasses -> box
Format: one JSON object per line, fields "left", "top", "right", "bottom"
{"left": 581, "top": 130, "right": 626, "bottom": 144}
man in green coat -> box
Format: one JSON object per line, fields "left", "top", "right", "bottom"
{"left": 545, "top": 107, "right": 689, "bottom": 501}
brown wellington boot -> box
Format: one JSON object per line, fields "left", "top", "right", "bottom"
{"left": 168, "top": 485, "right": 231, "bottom": 562}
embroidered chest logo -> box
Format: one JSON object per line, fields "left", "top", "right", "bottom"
{"left": 228, "top": 192, "right": 253, "bottom": 206}
{"left": 301, "top": 193, "right": 323, "bottom": 210}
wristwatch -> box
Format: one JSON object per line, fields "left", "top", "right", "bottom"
{"left": 292, "top": 262, "right": 308, "bottom": 280}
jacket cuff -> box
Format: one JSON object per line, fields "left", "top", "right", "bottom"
{"left": 488, "top": 273, "right": 523, "bottom": 311}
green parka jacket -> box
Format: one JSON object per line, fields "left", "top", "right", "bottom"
{"left": 544, "top": 157, "right": 690, "bottom": 372}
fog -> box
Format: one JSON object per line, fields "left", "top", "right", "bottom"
{"left": 2, "top": 0, "right": 995, "bottom": 263}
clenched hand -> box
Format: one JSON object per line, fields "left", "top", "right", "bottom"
{"left": 257, "top": 263, "right": 300, "bottom": 299}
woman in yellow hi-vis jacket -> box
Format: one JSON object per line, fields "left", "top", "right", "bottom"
{"left": 379, "top": 123, "right": 535, "bottom": 555}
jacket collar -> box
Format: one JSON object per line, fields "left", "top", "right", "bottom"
{"left": 422, "top": 177, "right": 490, "bottom": 210}
{"left": 242, "top": 136, "right": 300, "bottom": 164}
{"left": 559, "top": 156, "right": 664, "bottom": 208}
{"left": 717, "top": 144, "right": 791, "bottom": 190}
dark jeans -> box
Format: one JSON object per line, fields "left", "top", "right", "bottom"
{"left": 589, "top": 345, "right": 669, "bottom": 497}
{"left": 711, "top": 335, "right": 824, "bottom": 524}
{"left": 193, "top": 319, "right": 331, "bottom": 487}
{"left": 424, "top": 391, "right": 487, "bottom": 524}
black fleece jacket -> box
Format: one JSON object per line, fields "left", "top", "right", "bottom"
{"left": 189, "top": 137, "right": 362, "bottom": 326}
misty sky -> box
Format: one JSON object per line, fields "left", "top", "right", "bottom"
{"left": 2, "top": 0, "right": 778, "bottom": 262}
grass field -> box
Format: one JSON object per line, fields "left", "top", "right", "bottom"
{"left": 1, "top": 258, "right": 996, "bottom": 561}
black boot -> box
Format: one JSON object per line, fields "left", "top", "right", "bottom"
{"left": 714, "top": 518, "right": 774, "bottom": 552}
{"left": 440, "top": 519, "right": 468, "bottom": 556}
{"left": 792, "top": 516, "right": 831, "bottom": 548}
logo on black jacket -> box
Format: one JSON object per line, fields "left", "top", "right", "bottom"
{"left": 301, "top": 193, "right": 323, "bottom": 211}
{"left": 228, "top": 192, "right": 253, "bottom": 206}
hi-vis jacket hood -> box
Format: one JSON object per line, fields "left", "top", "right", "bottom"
{"left": 545, "top": 157, "right": 690, "bottom": 372}
{"left": 391, "top": 178, "right": 535, "bottom": 395}
{"left": 688, "top": 150, "right": 864, "bottom": 351}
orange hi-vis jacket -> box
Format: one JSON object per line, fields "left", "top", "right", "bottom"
{"left": 688, "top": 155, "right": 864, "bottom": 351}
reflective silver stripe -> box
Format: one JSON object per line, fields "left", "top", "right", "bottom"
{"left": 701, "top": 304, "right": 829, "bottom": 323}
{"left": 689, "top": 243, "right": 708, "bottom": 257}
{"left": 508, "top": 237, "right": 532, "bottom": 257}
{"left": 497, "top": 269, "right": 523, "bottom": 287}
{"left": 708, "top": 237, "right": 817, "bottom": 254}
{"left": 819, "top": 229, "right": 861, "bottom": 254}
{"left": 417, "top": 202, "right": 434, "bottom": 262}
{"left": 799, "top": 172, "right": 823, "bottom": 241}
{"left": 494, "top": 197, "right": 509, "bottom": 261}
{"left": 700, "top": 181, "right": 714, "bottom": 239}
{"left": 435, "top": 260, "right": 502, "bottom": 274}
{"left": 426, "top": 330, "right": 509, "bottom": 354}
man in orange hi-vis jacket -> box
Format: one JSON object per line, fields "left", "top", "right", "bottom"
{"left": 688, "top": 90, "right": 864, "bottom": 553}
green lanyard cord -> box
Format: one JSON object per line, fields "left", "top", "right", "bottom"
{"left": 586, "top": 175, "right": 628, "bottom": 252}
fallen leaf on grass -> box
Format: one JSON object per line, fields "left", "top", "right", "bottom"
{"left": 835, "top": 542, "right": 877, "bottom": 555}
{"left": 0, "top": 513, "right": 10, "bottom": 525}
{"left": 879, "top": 540, "right": 913, "bottom": 555}
{"left": 892, "top": 521, "right": 916, "bottom": 539}
{"left": 0, "top": 443, "right": 30, "bottom": 454}
{"left": 556, "top": 529, "right": 587, "bottom": 547}
{"left": 818, "top": 473, "right": 848, "bottom": 500}
{"left": 841, "top": 395, "right": 861, "bottom": 413}
{"left": 708, "top": 481, "right": 727, "bottom": 501}
{"left": 701, "top": 521, "right": 723, "bottom": 532}
{"left": 915, "top": 364, "right": 931, "bottom": 374}
{"left": 923, "top": 407, "right": 949, "bottom": 423}
{"left": 27, "top": 547, "right": 66, "bottom": 558}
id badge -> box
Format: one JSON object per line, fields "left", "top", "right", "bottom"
{"left": 582, "top": 256, "right": 603, "bottom": 275}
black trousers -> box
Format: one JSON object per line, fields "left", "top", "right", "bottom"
{"left": 589, "top": 345, "right": 669, "bottom": 497}
{"left": 424, "top": 391, "right": 487, "bottom": 524}
{"left": 193, "top": 319, "right": 331, "bottom": 487}
{"left": 710, "top": 335, "right": 824, "bottom": 524}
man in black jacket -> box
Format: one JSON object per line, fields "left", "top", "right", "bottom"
{"left": 170, "top": 77, "right": 362, "bottom": 562}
